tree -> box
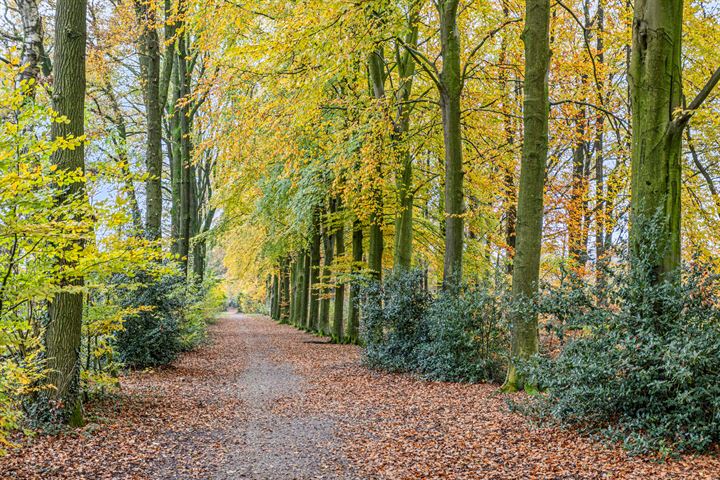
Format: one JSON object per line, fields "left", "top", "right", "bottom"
{"left": 437, "top": 0, "right": 464, "bottom": 287}
{"left": 134, "top": 0, "right": 163, "bottom": 240}
{"left": 503, "top": 0, "right": 551, "bottom": 392}
{"left": 44, "top": 0, "right": 87, "bottom": 424}
{"left": 629, "top": 0, "right": 720, "bottom": 283}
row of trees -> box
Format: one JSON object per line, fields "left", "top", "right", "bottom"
{"left": 201, "top": 0, "right": 719, "bottom": 388}
{"left": 0, "top": 0, "right": 222, "bottom": 435}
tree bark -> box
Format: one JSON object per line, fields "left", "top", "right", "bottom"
{"left": 367, "top": 48, "right": 385, "bottom": 279}
{"left": 333, "top": 201, "right": 346, "bottom": 341}
{"left": 45, "top": 0, "right": 87, "bottom": 426}
{"left": 308, "top": 209, "right": 321, "bottom": 331}
{"left": 17, "top": 0, "right": 50, "bottom": 93}
{"left": 438, "top": 0, "right": 464, "bottom": 287}
{"left": 135, "top": 0, "right": 163, "bottom": 240}
{"left": 504, "top": 0, "right": 551, "bottom": 392}
{"left": 628, "top": 0, "right": 683, "bottom": 283}
{"left": 319, "top": 211, "right": 334, "bottom": 334}
{"left": 347, "top": 219, "right": 363, "bottom": 343}
{"left": 392, "top": 11, "right": 419, "bottom": 271}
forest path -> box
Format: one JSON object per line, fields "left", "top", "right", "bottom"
{"left": 215, "top": 313, "right": 355, "bottom": 479}
{"left": 3, "top": 313, "right": 720, "bottom": 479}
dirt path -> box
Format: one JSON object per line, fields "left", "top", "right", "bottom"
{"left": 3, "top": 313, "right": 720, "bottom": 479}
{"left": 216, "top": 315, "right": 355, "bottom": 479}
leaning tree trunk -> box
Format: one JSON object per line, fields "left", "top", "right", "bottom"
{"left": 438, "top": 0, "right": 464, "bottom": 287}
{"left": 628, "top": 0, "right": 683, "bottom": 283}
{"left": 135, "top": 0, "right": 162, "bottom": 240}
{"left": 45, "top": 0, "right": 87, "bottom": 426}
{"left": 503, "top": 0, "right": 551, "bottom": 392}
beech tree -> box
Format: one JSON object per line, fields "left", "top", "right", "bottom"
{"left": 44, "top": 0, "right": 87, "bottom": 424}
{"left": 503, "top": 0, "right": 551, "bottom": 391}
{"left": 629, "top": 0, "right": 720, "bottom": 282}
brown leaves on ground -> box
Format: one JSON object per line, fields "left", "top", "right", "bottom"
{"left": 269, "top": 320, "right": 720, "bottom": 480}
{"left": 0, "top": 319, "right": 249, "bottom": 480}
{"left": 3, "top": 314, "right": 720, "bottom": 479}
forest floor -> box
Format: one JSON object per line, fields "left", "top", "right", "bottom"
{"left": 2, "top": 312, "right": 720, "bottom": 479}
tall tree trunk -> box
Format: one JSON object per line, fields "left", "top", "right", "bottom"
{"left": 367, "top": 48, "right": 385, "bottom": 279}
{"left": 629, "top": 0, "right": 683, "bottom": 283}
{"left": 333, "top": 201, "right": 346, "bottom": 341}
{"left": 308, "top": 209, "right": 321, "bottom": 331}
{"left": 271, "top": 273, "right": 279, "bottom": 320}
{"left": 594, "top": 0, "right": 606, "bottom": 288}
{"left": 17, "top": 0, "right": 50, "bottom": 92}
{"left": 290, "top": 256, "right": 299, "bottom": 326}
{"left": 301, "top": 249, "right": 310, "bottom": 329}
{"left": 347, "top": 219, "right": 363, "bottom": 343}
{"left": 503, "top": 0, "right": 551, "bottom": 392}
{"left": 569, "top": 103, "right": 589, "bottom": 266}
{"left": 319, "top": 210, "right": 334, "bottom": 334}
{"left": 176, "top": 2, "right": 192, "bottom": 274}
{"left": 392, "top": 11, "right": 419, "bottom": 271}
{"left": 438, "top": 0, "right": 464, "bottom": 287}
{"left": 280, "top": 259, "right": 290, "bottom": 323}
{"left": 135, "top": 0, "right": 163, "bottom": 240}
{"left": 499, "top": 0, "right": 517, "bottom": 274}
{"left": 45, "top": 0, "right": 87, "bottom": 426}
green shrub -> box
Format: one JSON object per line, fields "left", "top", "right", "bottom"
{"left": 360, "top": 269, "right": 508, "bottom": 382}
{"left": 417, "top": 285, "right": 508, "bottom": 383}
{"left": 522, "top": 259, "right": 720, "bottom": 454}
{"left": 114, "top": 272, "right": 184, "bottom": 368}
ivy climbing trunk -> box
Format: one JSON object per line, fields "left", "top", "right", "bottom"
{"left": 135, "top": 0, "right": 162, "bottom": 240}
{"left": 628, "top": 0, "right": 683, "bottom": 283}
{"left": 504, "top": 0, "right": 551, "bottom": 392}
{"left": 347, "top": 219, "right": 363, "bottom": 343}
{"left": 438, "top": 0, "right": 464, "bottom": 287}
{"left": 45, "top": 0, "right": 87, "bottom": 425}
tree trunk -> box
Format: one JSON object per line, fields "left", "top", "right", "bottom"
{"left": 333, "top": 202, "right": 346, "bottom": 341}
{"left": 280, "top": 259, "right": 290, "bottom": 323}
{"left": 367, "top": 48, "right": 385, "bottom": 279}
{"left": 45, "top": 0, "right": 87, "bottom": 426}
{"left": 504, "top": 0, "right": 551, "bottom": 392}
{"left": 392, "top": 12, "right": 419, "bottom": 271}
{"left": 289, "top": 256, "right": 298, "bottom": 326}
{"left": 347, "top": 219, "right": 363, "bottom": 343}
{"left": 17, "top": 0, "right": 50, "bottom": 93}
{"left": 308, "top": 209, "right": 321, "bottom": 331}
{"left": 319, "top": 205, "right": 334, "bottom": 333}
{"left": 301, "top": 249, "right": 310, "bottom": 329}
{"left": 176, "top": 4, "right": 192, "bottom": 274}
{"left": 135, "top": 0, "right": 162, "bottom": 240}
{"left": 271, "top": 273, "right": 279, "bottom": 320}
{"left": 629, "top": 0, "right": 683, "bottom": 283}
{"left": 595, "top": 0, "right": 606, "bottom": 288}
{"left": 438, "top": 0, "right": 464, "bottom": 287}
